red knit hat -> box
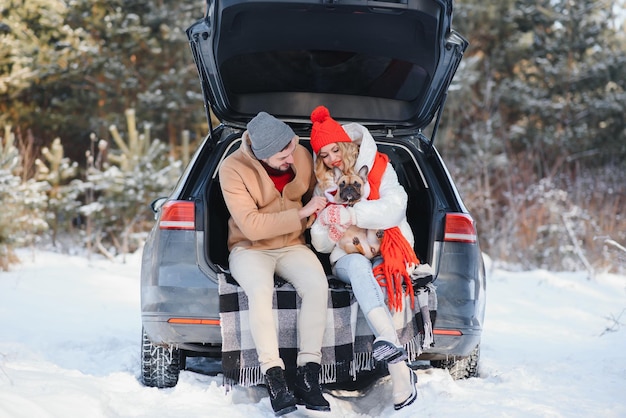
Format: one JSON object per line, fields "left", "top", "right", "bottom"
{"left": 310, "top": 106, "right": 352, "bottom": 154}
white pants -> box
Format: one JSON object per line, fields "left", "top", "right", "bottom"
{"left": 228, "top": 245, "right": 329, "bottom": 373}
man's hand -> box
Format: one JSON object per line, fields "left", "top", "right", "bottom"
{"left": 299, "top": 195, "right": 328, "bottom": 220}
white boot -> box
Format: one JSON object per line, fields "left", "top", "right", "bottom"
{"left": 388, "top": 362, "right": 418, "bottom": 410}
{"left": 366, "top": 307, "right": 407, "bottom": 363}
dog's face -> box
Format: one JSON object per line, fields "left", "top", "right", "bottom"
{"left": 333, "top": 165, "right": 369, "bottom": 205}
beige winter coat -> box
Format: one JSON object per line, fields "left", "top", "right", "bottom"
{"left": 219, "top": 131, "right": 316, "bottom": 251}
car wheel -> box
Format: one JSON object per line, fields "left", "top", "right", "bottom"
{"left": 141, "top": 327, "right": 182, "bottom": 388}
{"left": 431, "top": 344, "right": 480, "bottom": 380}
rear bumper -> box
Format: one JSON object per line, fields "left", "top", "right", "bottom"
{"left": 142, "top": 314, "right": 222, "bottom": 352}
{"left": 419, "top": 330, "right": 481, "bottom": 360}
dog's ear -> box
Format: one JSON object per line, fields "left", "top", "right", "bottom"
{"left": 333, "top": 166, "right": 344, "bottom": 183}
{"left": 357, "top": 165, "right": 369, "bottom": 182}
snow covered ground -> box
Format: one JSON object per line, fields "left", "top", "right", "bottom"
{"left": 0, "top": 248, "right": 624, "bottom": 417}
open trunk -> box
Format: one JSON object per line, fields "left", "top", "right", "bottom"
{"left": 203, "top": 134, "right": 435, "bottom": 273}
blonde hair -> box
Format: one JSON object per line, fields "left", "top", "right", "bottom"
{"left": 314, "top": 141, "right": 360, "bottom": 190}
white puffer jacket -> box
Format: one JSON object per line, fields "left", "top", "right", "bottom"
{"left": 310, "top": 123, "right": 414, "bottom": 264}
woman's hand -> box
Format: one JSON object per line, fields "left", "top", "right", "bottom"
{"left": 317, "top": 204, "right": 357, "bottom": 242}
{"left": 318, "top": 204, "right": 356, "bottom": 227}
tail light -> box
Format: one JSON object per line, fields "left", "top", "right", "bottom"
{"left": 433, "top": 329, "right": 463, "bottom": 336}
{"left": 168, "top": 318, "right": 220, "bottom": 326}
{"left": 159, "top": 200, "right": 195, "bottom": 230}
{"left": 444, "top": 213, "right": 477, "bottom": 243}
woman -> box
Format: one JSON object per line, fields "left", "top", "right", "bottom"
{"left": 309, "top": 105, "right": 418, "bottom": 411}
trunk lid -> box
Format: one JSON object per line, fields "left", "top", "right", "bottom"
{"left": 186, "top": 0, "right": 467, "bottom": 144}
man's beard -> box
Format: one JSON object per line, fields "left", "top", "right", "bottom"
{"left": 262, "top": 160, "right": 292, "bottom": 174}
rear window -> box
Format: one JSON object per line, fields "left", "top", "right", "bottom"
{"left": 220, "top": 50, "right": 429, "bottom": 102}
{"left": 209, "top": 1, "right": 447, "bottom": 124}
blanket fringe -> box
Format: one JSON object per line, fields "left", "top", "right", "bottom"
{"left": 320, "top": 363, "right": 337, "bottom": 384}
{"left": 225, "top": 363, "right": 359, "bottom": 387}
{"left": 416, "top": 284, "right": 436, "bottom": 349}
{"left": 321, "top": 361, "right": 355, "bottom": 384}
{"left": 354, "top": 352, "right": 376, "bottom": 372}
{"left": 223, "top": 366, "right": 265, "bottom": 388}
{"left": 222, "top": 336, "right": 427, "bottom": 388}
{"left": 405, "top": 335, "right": 422, "bottom": 359}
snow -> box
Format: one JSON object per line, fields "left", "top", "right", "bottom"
{"left": 1, "top": 249, "right": 625, "bottom": 417}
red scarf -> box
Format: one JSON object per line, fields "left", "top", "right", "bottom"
{"left": 368, "top": 152, "right": 420, "bottom": 312}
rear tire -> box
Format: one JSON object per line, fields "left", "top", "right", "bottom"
{"left": 141, "top": 327, "right": 182, "bottom": 388}
{"left": 431, "top": 344, "right": 480, "bottom": 380}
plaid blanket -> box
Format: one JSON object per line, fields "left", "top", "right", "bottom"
{"left": 218, "top": 271, "right": 437, "bottom": 387}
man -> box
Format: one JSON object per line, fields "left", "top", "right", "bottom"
{"left": 219, "top": 111, "right": 330, "bottom": 416}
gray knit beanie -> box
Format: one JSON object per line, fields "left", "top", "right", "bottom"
{"left": 247, "top": 112, "right": 296, "bottom": 159}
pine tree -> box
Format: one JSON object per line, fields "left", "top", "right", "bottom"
{"left": 1, "top": 0, "right": 207, "bottom": 163}
{"left": 0, "top": 0, "right": 97, "bottom": 155}
{"left": 61, "top": 0, "right": 206, "bottom": 160}
{"left": 501, "top": 0, "right": 626, "bottom": 171}
{"left": 35, "top": 137, "right": 81, "bottom": 248}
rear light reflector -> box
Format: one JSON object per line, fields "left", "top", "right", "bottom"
{"left": 159, "top": 200, "right": 195, "bottom": 230}
{"left": 168, "top": 318, "right": 220, "bottom": 326}
{"left": 433, "top": 329, "right": 463, "bottom": 336}
{"left": 444, "top": 213, "right": 477, "bottom": 243}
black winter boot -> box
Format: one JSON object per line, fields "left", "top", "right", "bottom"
{"left": 264, "top": 366, "right": 297, "bottom": 416}
{"left": 293, "top": 362, "right": 330, "bottom": 412}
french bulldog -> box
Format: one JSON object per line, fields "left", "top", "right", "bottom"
{"left": 332, "top": 165, "right": 384, "bottom": 259}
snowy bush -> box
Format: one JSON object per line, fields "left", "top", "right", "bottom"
{"left": 80, "top": 109, "right": 182, "bottom": 259}
{"left": 451, "top": 155, "right": 626, "bottom": 274}
{"left": 1, "top": 129, "right": 48, "bottom": 270}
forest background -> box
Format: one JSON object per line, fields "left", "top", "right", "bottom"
{"left": 1, "top": 0, "right": 625, "bottom": 274}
